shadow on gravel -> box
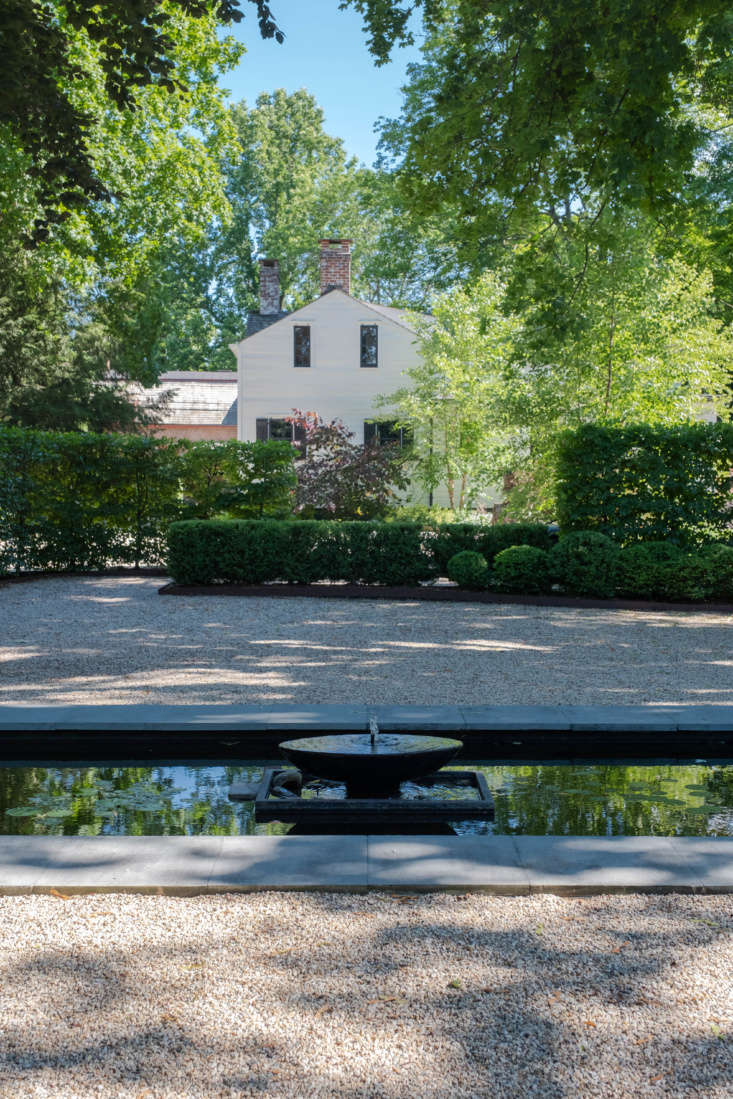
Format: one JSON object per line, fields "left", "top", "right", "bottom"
{"left": 0, "top": 893, "right": 730, "bottom": 1097}
{"left": 2, "top": 576, "right": 733, "bottom": 707}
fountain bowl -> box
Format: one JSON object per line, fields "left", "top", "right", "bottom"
{"left": 278, "top": 732, "right": 463, "bottom": 797}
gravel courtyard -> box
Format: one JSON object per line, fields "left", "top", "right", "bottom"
{"left": 0, "top": 891, "right": 730, "bottom": 1099}
{"left": 1, "top": 575, "right": 732, "bottom": 706}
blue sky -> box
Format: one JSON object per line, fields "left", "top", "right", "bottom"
{"left": 219, "top": 0, "right": 423, "bottom": 166}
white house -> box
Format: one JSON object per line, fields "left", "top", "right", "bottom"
{"left": 229, "top": 239, "right": 425, "bottom": 468}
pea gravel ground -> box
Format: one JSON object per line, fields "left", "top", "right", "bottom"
{"left": 0, "top": 892, "right": 731, "bottom": 1099}
{"left": 2, "top": 577, "right": 732, "bottom": 1098}
{"left": 1, "top": 575, "right": 733, "bottom": 706}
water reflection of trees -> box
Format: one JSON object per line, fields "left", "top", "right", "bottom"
{"left": 0, "top": 766, "right": 287, "bottom": 837}
{"left": 0, "top": 763, "right": 730, "bottom": 837}
{"left": 474, "top": 763, "right": 733, "bottom": 836}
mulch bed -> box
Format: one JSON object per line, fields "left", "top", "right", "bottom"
{"left": 158, "top": 580, "right": 733, "bottom": 614}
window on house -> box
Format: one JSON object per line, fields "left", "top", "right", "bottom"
{"left": 256, "top": 418, "right": 306, "bottom": 456}
{"left": 364, "top": 420, "right": 412, "bottom": 448}
{"left": 360, "top": 324, "right": 378, "bottom": 368}
{"left": 294, "top": 326, "right": 311, "bottom": 368}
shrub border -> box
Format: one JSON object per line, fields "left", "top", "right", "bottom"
{"left": 158, "top": 581, "right": 733, "bottom": 613}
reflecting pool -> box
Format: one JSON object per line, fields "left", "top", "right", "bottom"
{"left": 1, "top": 761, "right": 731, "bottom": 837}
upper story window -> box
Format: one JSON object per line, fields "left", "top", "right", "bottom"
{"left": 294, "top": 325, "right": 311, "bottom": 368}
{"left": 360, "top": 324, "right": 378, "bottom": 368}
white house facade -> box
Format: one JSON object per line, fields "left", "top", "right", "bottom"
{"left": 229, "top": 239, "right": 424, "bottom": 466}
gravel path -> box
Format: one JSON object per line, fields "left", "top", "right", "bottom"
{"left": 1, "top": 576, "right": 733, "bottom": 706}
{"left": 0, "top": 892, "right": 730, "bottom": 1098}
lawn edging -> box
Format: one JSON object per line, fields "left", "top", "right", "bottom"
{"left": 157, "top": 580, "right": 733, "bottom": 614}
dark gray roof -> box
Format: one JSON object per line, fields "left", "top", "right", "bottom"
{"left": 246, "top": 311, "right": 290, "bottom": 337}
{"left": 158, "top": 370, "right": 237, "bottom": 383}
{"left": 135, "top": 374, "right": 238, "bottom": 426}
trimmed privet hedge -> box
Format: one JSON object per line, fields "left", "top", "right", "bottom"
{"left": 0, "top": 427, "right": 295, "bottom": 573}
{"left": 555, "top": 422, "right": 733, "bottom": 545}
{"left": 166, "top": 520, "right": 553, "bottom": 586}
{"left": 167, "top": 520, "right": 438, "bottom": 586}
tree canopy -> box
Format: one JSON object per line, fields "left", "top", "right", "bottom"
{"left": 0, "top": 0, "right": 283, "bottom": 238}
{"left": 349, "top": 1, "right": 733, "bottom": 228}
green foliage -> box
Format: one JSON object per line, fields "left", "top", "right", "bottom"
{"left": 446, "top": 550, "right": 489, "bottom": 590}
{"left": 384, "top": 505, "right": 490, "bottom": 526}
{"left": 353, "top": 1, "right": 733, "bottom": 237}
{"left": 659, "top": 555, "right": 720, "bottom": 603}
{"left": 429, "top": 523, "right": 553, "bottom": 574}
{"left": 0, "top": 428, "right": 181, "bottom": 571}
{"left": 382, "top": 271, "right": 519, "bottom": 508}
{"left": 0, "top": 427, "right": 295, "bottom": 572}
{"left": 178, "top": 439, "right": 295, "bottom": 519}
{"left": 0, "top": 0, "right": 278, "bottom": 238}
{"left": 548, "top": 531, "right": 620, "bottom": 598}
{"left": 166, "top": 520, "right": 438, "bottom": 586}
{"left": 492, "top": 545, "right": 552, "bottom": 595}
{"left": 555, "top": 423, "right": 733, "bottom": 546}
{"left": 700, "top": 544, "right": 733, "bottom": 601}
{"left": 616, "top": 542, "right": 684, "bottom": 600}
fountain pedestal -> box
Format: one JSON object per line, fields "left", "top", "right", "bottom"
{"left": 278, "top": 732, "right": 463, "bottom": 798}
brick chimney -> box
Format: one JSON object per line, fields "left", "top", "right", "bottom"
{"left": 319, "top": 238, "right": 352, "bottom": 295}
{"left": 258, "top": 258, "right": 281, "bottom": 315}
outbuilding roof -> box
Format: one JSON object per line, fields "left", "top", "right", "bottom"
{"left": 137, "top": 371, "right": 238, "bottom": 426}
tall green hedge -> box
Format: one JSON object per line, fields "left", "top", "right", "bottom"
{"left": 166, "top": 519, "right": 552, "bottom": 586}
{"left": 555, "top": 423, "right": 733, "bottom": 545}
{"left": 0, "top": 428, "right": 295, "bottom": 573}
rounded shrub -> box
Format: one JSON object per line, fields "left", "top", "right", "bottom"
{"left": 548, "top": 530, "right": 620, "bottom": 598}
{"left": 616, "top": 541, "right": 683, "bottom": 600}
{"left": 702, "top": 544, "right": 733, "bottom": 601}
{"left": 492, "top": 545, "right": 552, "bottom": 594}
{"left": 447, "top": 550, "right": 489, "bottom": 590}
{"left": 658, "top": 554, "right": 718, "bottom": 602}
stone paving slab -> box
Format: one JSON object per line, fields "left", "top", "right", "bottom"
{"left": 366, "top": 835, "right": 530, "bottom": 893}
{"left": 514, "top": 835, "right": 689, "bottom": 893}
{"left": 1, "top": 835, "right": 731, "bottom": 895}
{"left": 2, "top": 703, "right": 733, "bottom": 733}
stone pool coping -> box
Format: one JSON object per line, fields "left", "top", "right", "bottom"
{"left": 1, "top": 705, "right": 731, "bottom": 893}
{"left": 0, "top": 834, "right": 731, "bottom": 896}
{"left": 1, "top": 703, "right": 732, "bottom": 758}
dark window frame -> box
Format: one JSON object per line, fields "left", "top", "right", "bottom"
{"left": 364, "top": 420, "right": 411, "bottom": 448}
{"left": 255, "top": 417, "right": 306, "bottom": 456}
{"left": 360, "top": 324, "right": 378, "bottom": 368}
{"left": 293, "top": 325, "right": 311, "bottom": 368}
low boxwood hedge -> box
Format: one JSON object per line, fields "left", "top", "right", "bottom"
{"left": 166, "top": 520, "right": 733, "bottom": 603}
{"left": 167, "top": 519, "right": 438, "bottom": 586}
{"left": 167, "top": 519, "right": 553, "bottom": 587}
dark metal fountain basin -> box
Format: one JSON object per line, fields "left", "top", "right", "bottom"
{"left": 279, "top": 733, "right": 463, "bottom": 797}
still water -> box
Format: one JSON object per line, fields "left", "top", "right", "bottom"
{"left": 1, "top": 761, "right": 731, "bottom": 837}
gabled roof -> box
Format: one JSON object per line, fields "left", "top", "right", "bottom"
{"left": 235, "top": 289, "right": 431, "bottom": 348}
{"left": 246, "top": 311, "right": 290, "bottom": 337}
{"left": 352, "top": 298, "right": 432, "bottom": 335}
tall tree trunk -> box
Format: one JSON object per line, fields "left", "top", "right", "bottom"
{"left": 604, "top": 282, "right": 616, "bottom": 418}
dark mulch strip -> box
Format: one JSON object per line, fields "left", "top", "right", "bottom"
{"left": 158, "top": 581, "right": 733, "bottom": 614}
